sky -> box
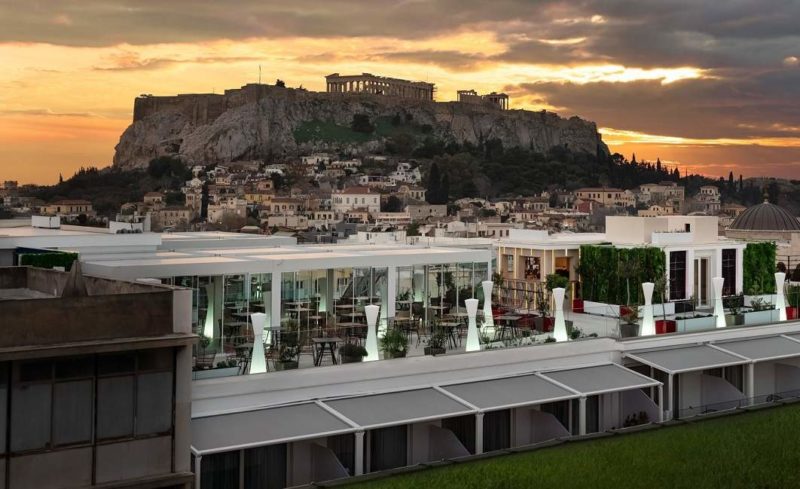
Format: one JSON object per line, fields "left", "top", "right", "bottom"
{"left": 1, "top": 0, "right": 799, "bottom": 184}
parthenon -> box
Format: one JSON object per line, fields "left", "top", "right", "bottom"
{"left": 325, "top": 73, "right": 435, "bottom": 101}
{"left": 457, "top": 89, "right": 510, "bottom": 110}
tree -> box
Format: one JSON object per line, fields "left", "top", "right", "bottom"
{"left": 739, "top": 174, "right": 743, "bottom": 192}
{"left": 440, "top": 173, "right": 450, "bottom": 204}
{"left": 351, "top": 114, "right": 374, "bottom": 134}
{"left": 382, "top": 195, "right": 404, "bottom": 212}
{"left": 728, "top": 171, "right": 735, "bottom": 191}
{"left": 426, "top": 162, "right": 441, "bottom": 204}
{"left": 275, "top": 79, "right": 285, "bottom": 87}
{"left": 406, "top": 221, "right": 421, "bottom": 236}
{"left": 58, "top": 173, "right": 63, "bottom": 184}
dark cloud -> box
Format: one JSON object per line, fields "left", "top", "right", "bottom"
{"left": 514, "top": 66, "right": 800, "bottom": 140}
{"left": 92, "top": 54, "right": 264, "bottom": 71}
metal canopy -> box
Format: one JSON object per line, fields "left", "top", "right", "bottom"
{"left": 540, "top": 363, "right": 660, "bottom": 396}
{"left": 191, "top": 402, "right": 355, "bottom": 455}
{"left": 441, "top": 374, "right": 577, "bottom": 411}
{"left": 322, "top": 388, "right": 474, "bottom": 429}
{"left": 625, "top": 344, "right": 747, "bottom": 374}
{"left": 712, "top": 335, "right": 800, "bottom": 362}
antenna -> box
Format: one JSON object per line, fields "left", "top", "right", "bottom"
{"left": 258, "top": 65, "right": 262, "bottom": 84}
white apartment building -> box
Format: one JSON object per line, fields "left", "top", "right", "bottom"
{"left": 332, "top": 187, "right": 380, "bottom": 215}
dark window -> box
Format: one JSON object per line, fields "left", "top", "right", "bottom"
{"left": 570, "top": 396, "right": 600, "bottom": 434}
{"left": 370, "top": 425, "right": 407, "bottom": 472}
{"left": 441, "top": 414, "right": 476, "bottom": 454}
{"left": 244, "top": 444, "right": 287, "bottom": 489}
{"left": 540, "top": 400, "right": 570, "bottom": 430}
{"left": 722, "top": 249, "right": 737, "bottom": 296}
{"left": 685, "top": 223, "right": 691, "bottom": 232}
{"left": 483, "top": 409, "right": 510, "bottom": 451}
{"left": 669, "top": 251, "right": 687, "bottom": 300}
{"left": 327, "top": 434, "right": 355, "bottom": 475}
{"left": 201, "top": 451, "right": 240, "bottom": 489}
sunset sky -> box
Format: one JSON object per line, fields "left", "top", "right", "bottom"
{"left": 1, "top": 0, "right": 799, "bottom": 184}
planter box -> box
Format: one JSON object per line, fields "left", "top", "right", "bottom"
{"left": 787, "top": 307, "right": 798, "bottom": 320}
{"left": 655, "top": 319, "right": 676, "bottom": 334}
{"left": 743, "top": 309, "right": 777, "bottom": 325}
{"left": 744, "top": 295, "right": 774, "bottom": 307}
{"left": 572, "top": 299, "right": 584, "bottom": 313}
{"left": 275, "top": 361, "right": 299, "bottom": 371}
{"left": 341, "top": 355, "right": 364, "bottom": 364}
{"left": 192, "top": 366, "right": 240, "bottom": 380}
{"left": 676, "top": 315, "right": 715, "bottom": 332}
{"left": 725, "top": 314, "right": 744, "bottom": 326}
{"left": 424, "top": 347, "right": 446, "bottom": 356}
{"left": 620, "top": 323, "right": 640, "bottom": 338}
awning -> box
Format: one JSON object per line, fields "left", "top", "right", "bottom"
{"left": 712, "top": 335, "right": 800, "bottom": 362}
{"left": 441, "top": 374, "right": 577, "bottom": 411}
{"left": 539, "top": 363, "right": 661, "bottom": 396}
{"left": 322, "top": 388, "right": 474, "bottom": 429}
{"left": 625, "top": 344, "right": 747, "bottom": 374}
{"left": 191, "top": 402, "right": 355, "bottom": 455}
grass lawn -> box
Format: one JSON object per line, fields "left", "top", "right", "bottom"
{"left": 346, "top": 404, "right": 800, "bottom": 489}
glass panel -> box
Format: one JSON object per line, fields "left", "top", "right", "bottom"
{"left": 136, "top": 371, "right": 173, "bottom": 435}
{"left": 669, "top": 251, "right": 687, "bottom": 300}
{"left": 483, "top": 409, "right": 510, "bottom": 451}
{"left": 53, "top": 379, "right": 93, "bottom": 445}
{"left": 98, "top": 353, "right": 135, "bottom": 376}
{"left": 97, "top": 376, "right": 135, "bottom": 439}
{"left": 0, "top": 363, "right": 7, "bottom": 455}
{"left": 11, "top": 374, "right": 51, "bottom": 451}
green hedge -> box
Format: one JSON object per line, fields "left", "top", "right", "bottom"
{"left": 579, "top": 245, "right": 666, "bottom": 305}
{"left": 19, "top": 252, "right": 78, "bottom": 271}
{"left": 743, "top": 242, "right": 777, "bottom": 294}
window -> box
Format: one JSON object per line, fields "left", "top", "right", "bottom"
{"left": 370, "top": 425, "right": 407, "bottom": 471}
{"left": 244, "top": 444, "right": 287, "bottom": 489}
{"left": 483, "top": 409, "right": 510, "bottom": 451}
{"left": 722, "top": 249, "right": 737, "bottom": 296}
{"left": 201, "top": 451, "right": 240, "bottom": 489}
{"left": 669, "top": 251, "right": 687, "bottom": 300}
{"left": 504, "top": 254, "right": 514, "bottom": 274}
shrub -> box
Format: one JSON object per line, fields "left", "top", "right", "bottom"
{"left": 743, "top": 242, "right": 777, "bottom": 294}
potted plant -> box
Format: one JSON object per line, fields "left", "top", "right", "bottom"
{"left": 194, "top": 335, "right": 215, "bottom": 370}
{"left": 533, "top": 285, "right": 553, "bottom": 332}
{"left": 380, "top": 326, "right": 408, "bottom": 359}
{"left": 619, "top": 306, "right": 640, "bottom": 338}
{"left": 424, "top": 326, "right": 447, "bottom": 356}
{"left": 339, "top": 343, "right": 368, "bottom": 363}
{"left": 573, "top": 262, "right": 588, "bottom": 312}
{"left": 787, "top": 285, "right": 800, "bottom": 320}
{"left": 653, "top": 275, "right": 675, "bottom": 334}
{"left": 276, "top": 319, "right": 300, "bottom": 370}
{"left": 724, "top": 294, "right": 745, "bottom": 326}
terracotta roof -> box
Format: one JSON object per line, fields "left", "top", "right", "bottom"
{"left": 338, "top": 186, "right": 372, "bottom": 194}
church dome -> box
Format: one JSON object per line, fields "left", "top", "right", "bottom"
{"left": 729, "top": 201, "right": 800, "bottom": 231}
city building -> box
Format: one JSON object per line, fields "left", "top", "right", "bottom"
{"left": 40, "top": 200, "right": 95, "bottom": 218}
{"left": 333, "top": 187, "right": 381, "bottom": 215}
{"left": 0, "top": 265, "right": 194, "bottom": 488}
{"left": 575, "top": 188, "right": 635, "bottom": 208}
{"left": 693, "top": 186, "right": 721, "bottom": 214}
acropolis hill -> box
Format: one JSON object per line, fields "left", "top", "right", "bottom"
{"left": 113, "top": 78, "right": 607, "bottom": 170}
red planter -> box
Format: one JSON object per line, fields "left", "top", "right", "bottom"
{"left": 542, "top": 316, "right": 554, "bottom": 332}
{"left": 788, "top": 307, "right": 799, "bottom": 320}
{"left": 572, "top": 299, "right": 584, "bottom": 313}
{"left": 620, "top": 305, "right": 634, "bottom": 317}
{"left": 655, "top": 319, "right": 676, "bottom": 334}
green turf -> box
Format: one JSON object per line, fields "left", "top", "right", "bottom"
{"left": 293, "top": 120, "right": 375, "bottom": 144}
{"left": 346, "top": 404, "right": 800, "bottom": 489}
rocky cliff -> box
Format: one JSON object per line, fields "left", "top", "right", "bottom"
{"left": 114, "top": 84, "right": 607, "bottom": 169}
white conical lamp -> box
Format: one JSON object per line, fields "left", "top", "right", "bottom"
{"left": 552, "top": 287, "right": 568, "bottom": 342}
{"left": 364, "top": 304, "right": 380, "bottom": 361}
{"left": 249, "top": 313, "right": 267, "bottom": 374}
{"left": 641, "top": 282, "right": 656, "bottom": 336}
{"left": 481, "top": 281, "right": 493, "bottom": 314}
{"left": 712, "top": 277, "right": 725, "bottom": 328}
{"left": 465, "top": 298, "right": 480, "bottom": 352}
{"left": 776, "top": 272, "right": 787, "bottom": 321}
